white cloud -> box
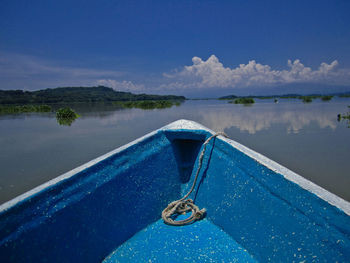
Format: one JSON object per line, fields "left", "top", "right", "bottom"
{"left": 163, "top": 55, "right": 350, "bottom": 90}
{"left": 96, "top": 79, "right": 144, "bottom": 92}
{"left": 2, "top": 51, "right": 349, "bottom": 94}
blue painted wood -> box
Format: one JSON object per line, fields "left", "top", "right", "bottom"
{"left": 103, "top": 218, "right": 257, "bottom": 262}
{"left": 0, "top": 123, "right": 349, "bottom": 262}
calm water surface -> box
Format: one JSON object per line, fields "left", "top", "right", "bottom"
{"left": 0, "top": 99, "right": 349, "bottom": 204}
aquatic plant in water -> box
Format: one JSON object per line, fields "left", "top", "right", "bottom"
{"left": 56, "top": 107, "right": 79, "bottom": 126}
{"left": 229, "top": 98, "right": 255, "bottom": 105}
{"left": 0, "top": 104, "right": 52, "bottom": 114}
{"left": 337, "top": 106, "right": 350, "bottom": 128}
{"left": 321, "top": 96, "right": 333, "bottom": 101}
{"left": 113, "top": 100, "right": 182, "bottom": 110}
{"left": 301, "top": 96, "right": 313, "bottom": 103}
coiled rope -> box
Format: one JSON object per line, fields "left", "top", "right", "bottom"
{"left": 162, "top": 132, "right": 228, "bottom": 226}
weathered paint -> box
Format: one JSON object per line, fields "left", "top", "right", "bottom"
{"left": 0, "top": 120, "right": 349, "bottom": 262}
{"left": 103, "top": 218, "right": 257, "bottom": 263}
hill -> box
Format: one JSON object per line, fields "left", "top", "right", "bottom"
{"left": 0, "top": 86, "right": 186, "bottom": 104}
{"left": 218, "top": 92, "right": 350, "bottom": 100}
{"left": 218, "top": 95, "right": 238, "bottom": 100}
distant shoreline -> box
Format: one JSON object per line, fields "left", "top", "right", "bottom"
{"left": 218, "top": 92, "right": 350, "bottom": 100}
{"left": 1, "top": 86, "right": 350, "bottom": 104}
{"left": 0, "top": 86, "right": 186, "bottom": 105}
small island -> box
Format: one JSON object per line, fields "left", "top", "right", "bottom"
{"left": 229, "top": 98, "right": 255, "bottom": 105}
{"left": 301, "top": 96, "right": 313, "bottom": 103}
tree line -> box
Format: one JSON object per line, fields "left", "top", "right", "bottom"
{"left": 0, "top": 86, "right": 186, "bottom": 104}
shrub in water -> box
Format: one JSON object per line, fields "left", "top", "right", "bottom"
{"left": 56, "top": 107, "right": 79, "bottom": 126}
{"left": 321, "top": 96, "right": 333, "bottom": 101}
{"left": 301, "top": 96, "right": 312, "bottom": 103}
{"left": 232, "top": 98, "right": 255, "bottom": 104}
{"left": 56, "top": 107, "right": 78, "bottom": 118}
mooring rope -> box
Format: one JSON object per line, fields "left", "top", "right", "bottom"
{"left": 162, "top": 132, "right": 228, "bottom": 226}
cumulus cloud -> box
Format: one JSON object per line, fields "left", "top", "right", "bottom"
{"left": 2, "top": 51, "right": 349, "bottom": 94}
{"left": 96, "top": 79, "right": 144, "bottom": 92}
{"left": 163, "top": 55, "right": 350, "bottom": 90}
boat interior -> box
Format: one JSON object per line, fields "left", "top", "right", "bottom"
{"left": 1, "top": 128, "right": 349, "bottom": 262}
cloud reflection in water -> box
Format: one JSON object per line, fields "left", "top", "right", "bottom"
{"left": 197, "top": 103, "right": 337, "bottom": 134}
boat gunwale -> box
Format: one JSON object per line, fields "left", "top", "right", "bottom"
{"left": 0, "top": 127, "right": 160, "bottom": 213}
{"left": 1, "top": 119, "right": 349, "bottom": 217}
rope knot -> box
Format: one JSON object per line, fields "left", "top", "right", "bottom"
{"left": 161, "top": 199, "right": 206, "bottom": 226}
{"left": 162, "top": 132, "right": 227, "bottom": 226}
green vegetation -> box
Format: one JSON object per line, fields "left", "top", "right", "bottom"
{"left": 0, "top": 86, "right": 185, "bottom": 104}
{"left": 56, "top": 107, "right": 79, "bottom": 118}
{"left": 0, "top": 104, "right": 52, "bottom": 114}
{"left": 230, "top": 97, "right": 255, "bottom": 104}
{"left": 114, "top": 100, "right": 182, "bottom": 110}
{"left": 0, "top": 87, "right": 185, "bottom": 120}
{"left": 56, "top": 107, "right": 79, "bottom": 126}
{"left": 338, "top": 107, "right": 350, "bottom": 119}
{"left": 321, "top": 95, "right": 333, "bottom": 101}
{"left": 342, "top": 113, "right": 350, "bottom": 120}
{"left": 301, "top": 96, "right": 313, "bottom": 103}
{"left": 339, "top": 108, "right": 350, "bottom": 120}
{"left": 220, "top": 92, "right": 350, "bottom": 101}
{"left": 299, "top": 95, "right": 334, "bottom": 102}
{"left": 337, "top": 107, "right": 350, "bottom": 128}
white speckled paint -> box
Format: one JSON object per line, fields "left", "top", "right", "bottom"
{"left": 1, "top": 119, "right": 349, "bottom": 217}
{"left": 164, "top": 120, "right": 350, "bottom": 216}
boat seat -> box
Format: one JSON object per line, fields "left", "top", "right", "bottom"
{"left": 103, "top": 218, "right": 256, "bottom": 263}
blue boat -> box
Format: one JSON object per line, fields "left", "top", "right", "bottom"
{"left": 1, "top": 120, "right": 349, "bottom": 262}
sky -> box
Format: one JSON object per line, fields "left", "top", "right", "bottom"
{"left": 1, "top": 0, "right": 350, "bottom": 97}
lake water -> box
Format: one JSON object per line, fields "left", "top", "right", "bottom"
{"left": 0, "top": 98, "right": 349, "bottom": 204}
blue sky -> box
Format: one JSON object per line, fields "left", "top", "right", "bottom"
{"left": 1, "top": 0, "right": 350, "bottom": 97}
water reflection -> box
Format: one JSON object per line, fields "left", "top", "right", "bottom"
{"left": 84, "top": 100, "right": 340, "bottom": 135}
{"left": 197, "top": 104, "right": 337, "bottom": 134}
{"left": 1, "top": 99, "right": 349, "bottom": 204}
{"left": 56, "top": 116, "right": 77, "bottom": 126}
{"left": 0, "top": 101, "right": 344, "bottom": 134}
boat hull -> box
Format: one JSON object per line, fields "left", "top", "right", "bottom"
{"left": 1, "top": 120, "right": 349, "bottom": 262}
